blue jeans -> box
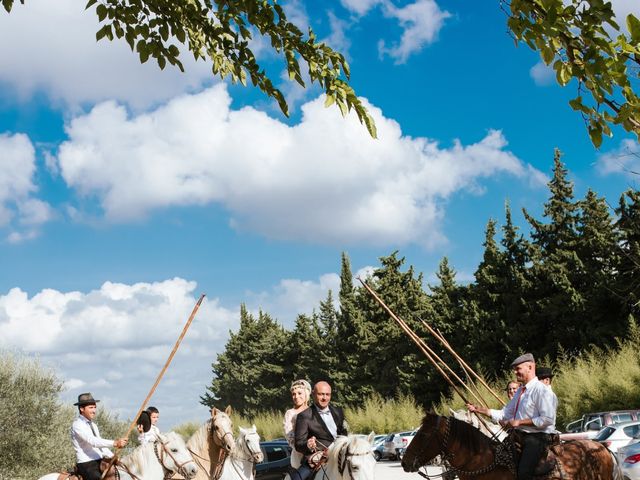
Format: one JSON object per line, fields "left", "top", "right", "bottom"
{"left": 289, "top": 460, "right": 314, "bottom": 480}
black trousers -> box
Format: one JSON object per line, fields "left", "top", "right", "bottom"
{"left": 76, "top": 459, "right": 102, "bottom": 480}
{"left": 518, "top": 433, "right": 551, "bottom": 480}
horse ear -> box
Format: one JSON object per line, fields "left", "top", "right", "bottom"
{"left": 367, "top": 431, "right": 375, "bottom": 444}
{"left": 211, "top": 407, "right": 218, "bottom": 418}
{"left": 225, "top": 405, "right": 233, "bottom": 416}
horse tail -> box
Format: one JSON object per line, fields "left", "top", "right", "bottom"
{"left": 609, "top": 448, "right": 623, "bottom": 480}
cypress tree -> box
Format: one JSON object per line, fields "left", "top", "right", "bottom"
{"left": 202, "top": 305, "right": 291, "bottom": 414}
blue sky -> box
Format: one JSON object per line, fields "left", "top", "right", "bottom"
{"left": 0, "top": 0, "right": 637, "bottom": 431}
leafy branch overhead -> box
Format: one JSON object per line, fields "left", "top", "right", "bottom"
{"left": 503, "top": 0, "right": 640, "bottom": 147}
{"left": 1, "top": 0, "right": 377, "bottom": 138}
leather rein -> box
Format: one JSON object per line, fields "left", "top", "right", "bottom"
{"left": 414, "top": 416, "right": 500, "bottom": 479}
{"left": 153, "top": 437, "right": 197, "bottom": 480}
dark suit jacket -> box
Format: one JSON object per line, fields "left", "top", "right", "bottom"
{"left": 294, "top": 404, "right": 347, "bottom": 455}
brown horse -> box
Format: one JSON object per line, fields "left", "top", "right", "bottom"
{"left": 401, "top": 413, "right": 620, "bottom": 480}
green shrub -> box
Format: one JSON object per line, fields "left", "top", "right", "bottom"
{"left": 345, "top": 392, "right": 423, "bottom": 434}
{"left": 0, "top": 351, "right": 128, "bottom": 480}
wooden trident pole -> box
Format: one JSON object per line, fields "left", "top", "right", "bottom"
{"left": 102, "top": 293, "right": 206, "bottom": 478}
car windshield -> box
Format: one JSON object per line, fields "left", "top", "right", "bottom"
{"left": 594, "top": 426, "right": 616, "bottom": 441}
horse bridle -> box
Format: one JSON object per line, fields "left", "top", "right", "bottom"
{"left": 153, "top": 437, "right": 197, "bottom": 480}
{"left": 413, "top": 416, "right": 500, "bottom": 479}
{"left": 227, "top": 431, "right": 262, "bottom": 479}
{"left": 208, "top": 419, "right": 235, "bottom": 480}
{"left": 336, "top": 442, "right": 374, "bottom": 480}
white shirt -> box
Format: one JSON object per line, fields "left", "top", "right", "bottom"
{"left": 489, "top": 377, "right": 557, "bottom": 434}
{"left": 317, "top": 406, "right": 338, "bottom": 438}
{"left": 138, "top": 424, "right": 160, "bottom": 445}
{"left": 71, "top": 415, "right": 115, "bottom": 463}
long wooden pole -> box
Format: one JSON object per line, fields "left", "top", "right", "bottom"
{"left": 357, "top": 279, "right": 472, "bottom": 403}
{"left": 419, "top": 319, "right": 505, "bottom": 406}
{"left": 358, "top": 280, "right": 507, "bottom": 438}
{"left": 102, "top": 294, "right": 206, "bottom": 478}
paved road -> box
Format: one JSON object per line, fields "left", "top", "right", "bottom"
{"left": 375, "top": 460, "right": 445, "bottom": 480}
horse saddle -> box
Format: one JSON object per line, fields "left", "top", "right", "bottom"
{"left": 501, "top": 431, "right": 560, "bottom": 478}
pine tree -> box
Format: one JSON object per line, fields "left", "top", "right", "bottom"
{"left": 500, "top": 201, "right": 534, "bottom": 361}
{"left": 575, "top": 189, "right": 625, "bottom": 344}
{"left": 523, "top": 149, "right": 584, "bottom": 357}
{"left": 615, "top": 190, "right": 640, "bottom": 321}
{"left": 467, "top": 219, "right": 511, "bottom": 373}
{"left": 201, "top": 305, "right": 291, "bottom": 414}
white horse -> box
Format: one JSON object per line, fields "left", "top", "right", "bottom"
{"left": 183, "top": 406, "right": 236, "bottom": 480}
{"left": 219, "top": 426, "right": 264, "bottom": 480}
{"left": 38, "top": 431, "right": 198, "bottom": 480}
{"left": 449, "top": 408, "right": 507, "bottom": 441}
{"left": 322, "top": 434, "right": 376, "bottom": 480}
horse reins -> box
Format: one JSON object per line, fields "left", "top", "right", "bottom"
{"left": 154, "top": 438, "right": 196, "bottom": 480}
{"left": 227, "top": 432, "right": 261, "bottom": 479}
{"left": 209, "top": 419, "right": 234, "bottom": 480}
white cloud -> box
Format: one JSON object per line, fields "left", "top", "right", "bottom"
{"left": 0, "top": 132, "right": 53, "bottom": 242}
{"left": 596, "top": 139, "right": 640, "bottom": 177}
{"left": 0, "top": 277, "right": 238, "bottom": 428}
{"left": 55, "top": 84, "right": 543, "bottom": 248}
{"left": 378, "top": 0, "right": 451, "bottom": 63}
{"left": 0, "top": 270, "right": 354, "bottom": 428}
{"left": 244, "top": 273, "right": 341, "bottom": 327}
{"left": 340, "top": 0, "right": 382, "bottom": 16}
{"left": 0, "top": 0, "right": 213, "bottom": 109}
{"left": 530, "top": 61, "right": 555, "bottom": 86}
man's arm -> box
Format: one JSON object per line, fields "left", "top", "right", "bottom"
{"left": 294, "top": 411, "right": 313, "bottom": 455}
{"left": 72, "top": 421, "right": 115, "bottom": 449}
{"left": 335, "top": 407, "right": 347, "bottom": 436}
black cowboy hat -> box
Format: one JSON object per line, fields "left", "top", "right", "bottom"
{"left": 537, "top": 367, "right": 554, "bottom": 379}
{"left": 74, "top": 392, "right": 100, "bottom": 406}
{"left": 137, "top": 410, "right": 152, "bottom": 433}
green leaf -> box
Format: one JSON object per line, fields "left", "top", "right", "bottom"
{"left": 96, "top": 24, "right": 112, "bottom": 42}
{"left": 85, "top": 0, "right": 97, "bottom": 10}
{"left": 96, "top": 3, "right": 107, "bottom": 21}
{"left": 588, "top": 124, "right": 603, "bottom": 148}
{"left": 627, "top": 14, "right": 640, "bottom": 44}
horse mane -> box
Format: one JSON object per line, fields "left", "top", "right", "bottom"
{"left": 419, "top": 413, "right": 497, "bottom": 457}
{"left": 120, "top": 440, "right": 156, "bottom": 471}
{"left": 187, "top": 419, "right": 212, "bottom": 451}
{"left": 445, "top": 415, "right": 498, "bottom": 454}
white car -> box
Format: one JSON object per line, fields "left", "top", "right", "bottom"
{"left": 617, "top": 441, "right": 640, "bottom": 480}
{"left": 593, "top": 421, "right": 640, "bottom": 453}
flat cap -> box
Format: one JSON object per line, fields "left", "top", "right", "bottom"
{"left": 510, "top": 353, "right": 534, "bottom": 368}
{"left": 537, "top": 367, "right": 553, "bottom": 379}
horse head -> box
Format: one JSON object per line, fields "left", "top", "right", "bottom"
{"left": 236, "top": 425, "right": 264, "bottom": 463}
{"left": 401, "top": 412, "right": 444, "bottom": 473}
{"left": 329, "top": 434, "right": 376, "bottom": 480}
{"left": 154, "top": 431, "right": 199, "bottom": 479}
{"left": 211, "top": 406, "right": 235, "bottom": 452}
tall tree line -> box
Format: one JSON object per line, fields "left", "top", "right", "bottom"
{"left": 203, "top": 151, "right": 640, "bottom": 414}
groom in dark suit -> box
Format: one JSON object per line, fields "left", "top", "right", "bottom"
{"left": 291, "top": 381, "right": 347, "bottom": 480}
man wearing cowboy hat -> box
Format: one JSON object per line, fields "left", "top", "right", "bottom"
{"left": 71, "top": 392, "right": 128, "bottom": 480}
{"left": 466, "top": 353, "right": 557, "bottom": 480}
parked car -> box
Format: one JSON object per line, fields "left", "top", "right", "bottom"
{"left": 256, "top": 440, "right": 292, "bottom": 480}
{"left": 379, "top": 430, "right": 417, "bottom": 461}
{"left": 593, "top": 421, "right": 640, "bottom": 453}
{"left": 565, "top": 410, "right": 640, "bottom": 433}
{"left": 618, "top": 441, "right": 640, "bottom": 480}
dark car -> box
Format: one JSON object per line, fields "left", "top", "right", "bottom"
{"left": 256, "top": 440, "right": 292, "bottom": 480}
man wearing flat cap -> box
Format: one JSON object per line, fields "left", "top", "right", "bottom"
{"left": 71, "top": 393, "right": 128, "bottom": 480}
{"left": 467, "top": 353, "right": 557, "bottom": 480}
